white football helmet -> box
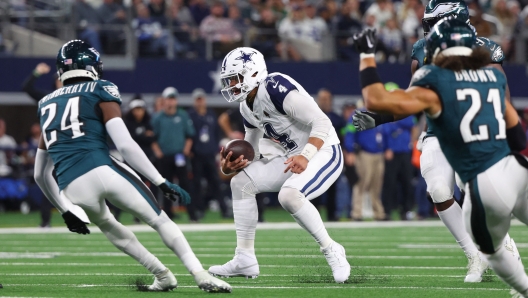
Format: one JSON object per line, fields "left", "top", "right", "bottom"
{"left": 220, "top": 47, "right": 268, "bottom": 102}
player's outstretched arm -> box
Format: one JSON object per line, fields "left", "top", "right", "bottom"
{"left": 34, "top": 136, "right": 90, "bottom": 234}
{"left": 352, "top": 29, "right": 441, "bottom": 117}
{"left": 100, "top": 101, "right": 191, "bottom": 204}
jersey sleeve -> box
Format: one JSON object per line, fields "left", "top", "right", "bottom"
{"left": 97, "top": 80, "right": 122, "bottom": 104}
{"left": 264, "top": 74, "right": 298, "bottom": 115}
{"left": 409, "top": 65, "right": 438, "bottom": 89}
{"left": 477, "top": 37, "right": 505, "bottom": 64}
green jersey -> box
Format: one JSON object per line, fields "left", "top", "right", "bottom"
{"left": 410, "top": 65, "right": 509, "bottom": 183}
{"left": 411, "top": 37, "right": 506, "bottom": 139}
{"left": 38, "top": 80, "right": 122, "bottom": 190}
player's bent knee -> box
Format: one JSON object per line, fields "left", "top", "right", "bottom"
{"left": 278, "top": 187, "right": 306, "bottom": 214}
{"left": 231, "top": 171, "right": 258, "bottom": 198}
{"left": 429, "top": 180, "right": 454, "bottom": 204}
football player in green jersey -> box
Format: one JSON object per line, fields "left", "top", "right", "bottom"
{"left": 33, "top": 40, "right": 232, "bottom": 293}
{"left": 353, "top": 19, "right": 528, "bottom": 296}
{"left": 352, "top": 0, "right": 519, "bottom": 282}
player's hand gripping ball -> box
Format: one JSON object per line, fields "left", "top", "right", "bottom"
{"left": 220, "top": 139, "right": 254, "bottom": 175}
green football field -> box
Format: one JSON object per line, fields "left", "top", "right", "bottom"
{"left": 0, "top": 220, "right": 525, "bottom": 298}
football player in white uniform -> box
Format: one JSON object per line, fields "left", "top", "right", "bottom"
{"left": 208, "top": 48, "right": 350, "bottom": 283}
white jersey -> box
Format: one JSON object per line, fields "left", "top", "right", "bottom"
{"left": 240, "top": 72, "right": 340, "bottom": 157}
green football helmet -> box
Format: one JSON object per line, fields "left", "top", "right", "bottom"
{"left": 425, "top": 18, "right": 476, "bottom": 63}
{"left": 422, "top": 0, "right": 470, "bottom": 36}
{"left": 56, "top": 40, "right": 103, "bottom": 83}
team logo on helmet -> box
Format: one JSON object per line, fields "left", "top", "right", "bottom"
{"left": 234, "top": 51, "right": 254, "bottom": 65}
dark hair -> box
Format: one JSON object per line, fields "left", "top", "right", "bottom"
{"left": 434, "top": 47, "right": 491, "bottom": 72}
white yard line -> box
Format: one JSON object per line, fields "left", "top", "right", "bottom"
{"left": 0, "top": 284, "right": 508, "bottom": 291}
{"left": 1, "top": 220, "right": 525, "bottom": 234}
{"left": 0, "top": 273, "right": 469, "bottom": 278}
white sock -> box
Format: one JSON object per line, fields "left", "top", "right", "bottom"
{"left": 486, "top": 246, "right": 528, "bottom": 294}
{"left": 437, "top": 202, "right": 479, "bottom": 254}
{"left": 99, "top": 219, "right": 166, "bottom": 276}
{"left": 149, "top": 212, "right": 204, "bottom": 274}
{"left": 291, "top": 200, "right": 333, "bottom": 249}
{"left": 232, "top": 172, "right": 258, "bottom": 252}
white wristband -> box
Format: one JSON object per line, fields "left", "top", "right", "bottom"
{"left": 360, "top": 53, "right": 375, "bottom": 59}
{"left": 153, "top": 176, "right": 166, "bottom": 186}
{"left": 300, "top": 143, "right": 318, "bottom": 161}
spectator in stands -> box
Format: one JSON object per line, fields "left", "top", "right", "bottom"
{"left": 469, "top": 1, "right": 493, "bottom": 37}
{"left": 0, "top": 119, "right": 16, "bottom": 178}
{"left": 313, "top": 89, "right": 345, "bottom": 221}
{"left": 251, "top": 8, "right": 280, "bottom": 58}
{"left": 189, "top": 0, "right": 210, "bottom": 26}
{"left": 148, "top": 0, "right": 167, "bottom": 24}
{"left": 278, "top": 4, "right": 328, "bottom": 61}
{"left": 188, "top": 89, "right": 230, "bottom": 219}
{"left": 320, "top": 0, "right": 340, "bottom": 29}
{"left": 381, "top": 115, "right": 415, "bottom": 221}
{"left": 168, "top": 0, "right": 194, "bottom": 58}
{"left": 341, "top": 102, "right": 358, "bottom": 219}
{"left": 21, "top": 63, "right": 61, "bottom": 102}
{"left": 364, "top": 0, "right": 394, "bottom": 29}
{"left": 151, "top": 87, "right": 196, "bottom": 221}
{"left": 241, "top": 0, "right": 262, "bottom": 24}
{"left": 200, "top": 1, "right": 243, "bottom": 59}
{"left": 171, "top": 0, "right": 196, "bottom": 27}
{"left": 379, "top": 18, "right": 403, "bottom": 62}
{"left": 344, "top": 107, "right": 386, "bottom": 221}
{"left": 336, "top": 0, "right": 363, "bottom": 61}
{"left": 268, "top": 0, "right": 288, "bottom": 22}
{"left": 97, "top": 0, "right": 127, "bottom": 55}
{"left": 73, "top": 0, "right": 103, "bottom": 53}
{"left": 229, "top": 5, "right": 248, "bottom": 32}
{"left": 133, "top": 4, "right": 185, "bottom": 57}
{"left": 492, "top": 0, "right": 516, "bottom": 47}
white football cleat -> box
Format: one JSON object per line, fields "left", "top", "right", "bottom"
{"left": 505, "top": 237, "right": 522, "bottom": 264}
{"left": 464, "top": 251, "right": 489, "bottom": 282}
{"left": 208, "top": 248, "right": 259, "bottom": 279}
{"left": 148, "top": 268, "right": 177, "bottom": 291}
{"left": 321, "top": 241, "right": 351, "bottom": 283}
{"left": 193, "top": 270, "right": 232, "bottom": 293}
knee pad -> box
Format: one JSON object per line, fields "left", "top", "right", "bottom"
{"left": 428, "top": 179, "right": 454, "bottom": 204}
{"left": 278, "top": 187, "right": 307, "bottom": 214}
{"left": 231, "top": 172, "right": 258, "bottom": 198}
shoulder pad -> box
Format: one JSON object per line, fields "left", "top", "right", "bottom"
{"left": 476, "top": 37, "right": 505, "bottom": 64}
{"left": 264, "top": 74, "right": 298, "bottom": 115}
{"left": 410, "top": 65, "right": 437, "bottom": 87}
{"left": 97, "top": 80, "right": 121, "bottom": 103}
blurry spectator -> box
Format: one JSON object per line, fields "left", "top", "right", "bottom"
{"left": 133, "top": 4, "right": 185, "bottom": 57}
{"left": 171, "top": 0, "right": 196, "bottom": 26}
{"left": 153, "top": 96, "right": 165, "bottom": 114}
{"left": 268, "top": 0, "right": 288, "bottom": 22}
{"left": 168, "top": 1, "right": 194, "bottom": 57}
{"left": 492, "top": 0, "right": 516, "bottom": 42}
{"left": 344, "top": 109, "right": 386, "bottom": 221}
{"left": 251, "top": 8, "right": 280, "bottom": 58}
{"left": 0, "top": 119, "right": 16, "bottom": 178}
{"left": 469, "top": 2, "right": 493, "bottom": 37}
{"left": 151, "top": 87, "right": 196, "bottom": 221}
{"left": 381, "top": 115, "right": 415, "bottom": 221}
{"left": 242, "top": 0, "right": 262, "bottom": 24}
{"left": 340, "top": 102, "right": 358, "bottom": 219}
{"left": 521, "top": 107, "right": 528, "bottom": 157}
{"left": 399, "top": 0, "right": 423, "bottom": 43}
{"left": 379, "top": 18, "right": 403, "bottom": 62}
{"left": 313, "top": 89, "right": 345, "bottom": 221}
{"left": 200, "top": 2, "right": 243, "bottom": 59}
{"left": 364, "top": 0, "right": 394, "bottom": 29}
{"left": 229, "top": 5, "right": 248, "bottom": 32}
{"left": 21, "top": 63, "right": 62, "bottom": 102}
{"left": 346, "top": 0, "right": 362, "bottom": 21}
{"left": 73, "top": 0, "right": 103, "bottom": 53}
{"left": 188, "top": 89, "right": 230, "bottom": 219}
{"left": 320, "top": 0, "right": 340, "bottom": 28}
{"left": 278, "top": 4, "right": 328, "bottom": 61}
{"left": 124, "top": 95, "right": 156, "bottom": 161}
{"left": 97, "top": 0, "right": 127, "bottom": 55}
{"left": 336, "top": 0, "right": 363, "bottom": 61}
{"left": 148, "top": 0, "right": 167, "bottom": 24}
{"left": 189, "top": 0, "right": 210, "bottom": 26}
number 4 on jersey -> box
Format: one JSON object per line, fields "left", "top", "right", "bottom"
{"left": 41, "top": 96, "right": 85, "bottom": 148}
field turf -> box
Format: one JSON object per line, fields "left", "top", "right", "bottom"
{"left": 0, "top": 220, "right": 525, "bottom": 297}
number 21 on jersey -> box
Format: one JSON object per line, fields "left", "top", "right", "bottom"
{"left": 41, "top": 96, "right": 85, "bottom": 148}
{"left": 457, "top": 88, "right": 506, "bottom": 143}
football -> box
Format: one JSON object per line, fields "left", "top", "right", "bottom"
{"left": 222, "top": 139, "right": 255, "bottom": 162}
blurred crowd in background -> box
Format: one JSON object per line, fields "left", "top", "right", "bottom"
{"left": 1, "top": 62, "right": 528, "bottom": 228}
{"left": 4, "top": 0, "right": 528, "bottom": 62}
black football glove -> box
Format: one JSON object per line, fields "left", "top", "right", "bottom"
{"left": 158, "top": 180, "right": 191, "bottom": 205}
{"left": 62, "top": 211, "right": 90, "bottom": 235}
{"left": 352, "top": 28, "right": 378, "bottom": 54}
